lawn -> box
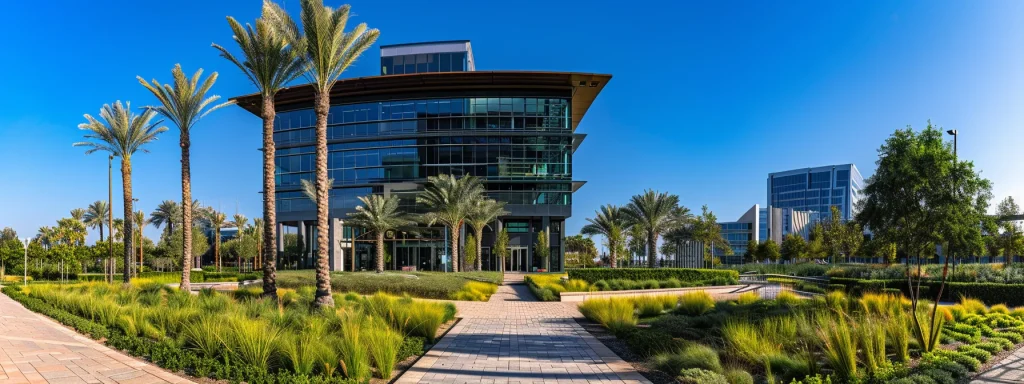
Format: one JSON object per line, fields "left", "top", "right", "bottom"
{"left": 2, "top": 280, "right": 457, "bottom": 383}
{"left": 275, "top": 270, "right": 501, "bottom": 301}
{"left": 578, "top": 289, "right": 1024, "bottom": 384}
{"left": 527, "top": 268, "right": 740, "bottom": 301}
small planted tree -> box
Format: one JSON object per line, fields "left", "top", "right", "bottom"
{"left": 758, "top": 239, "right": 780, "bottom": 263}
{"left": 535, "top": 228, "right": 550, "bottom": 272}
{"left": 494, "top": 228, "right": 510, "bottom": 273}
{"left": 780, "top": 233, "right": 807, "bottom": 263}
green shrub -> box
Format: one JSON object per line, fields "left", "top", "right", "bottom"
{"left": 989, "top": 336, "right": 1014, "bottom": 350}
{"left": 652, "top": 352, "right": 688, "bottom": 376}
{"left": 568, "top": 268, "right": 739, "bottom": 285}
{"left": 972, "top": 341, "right": 1003, "bottom": 353}
{"left": 663, "top": 278, "right": 683, "bottom": 288}
{"left": 633, "top": 296, "right": 666, "bottom": 318}
{"left": 723, "top": 368, "right": 754, "bottom": 384}
{"left": 677, "top": 368, "right": 729, "bottom": 384}
{"left": 996, "top": 330, "right": 1024, "bottom": 343}
{"left": 677, "top": 343, "right": 722, "bottom": 373}
{"left": 643, "top": 279, "right": 660, "bottom": 289}
{"left": 925, "top": 350, "right": 981, "bottom": 372}
{"left": 955, "top": 345, "right": 991, "bottom": 363}
{"left": 276, "top": 270, "right": 501, "bottom": 300}
{"left": 677, "top": 291, "right": 715, "bottom": 316}
{"left": 593, "top": 280, "right": 610, "bottom": 291}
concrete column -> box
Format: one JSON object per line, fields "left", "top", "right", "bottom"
{"left": 277, "top": 222, "right": 285, "bottom": 253}
{"left": 297, "top": 221, "right": 307, "bottom": 268}
{"left": 557, "top": 220, "right": 565, "bottom": 272}
{"left": 542, "top": 216, "right": 551, "bottom": 271}
{"left": 328, "top": 218, "right": 344, "bottom": 272}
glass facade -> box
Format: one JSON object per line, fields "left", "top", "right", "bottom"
{"left": 767, "top": 164, "right": 863, "bottom": 222}
{"left": 380, "top": 52, "right": 469, "bottom": 75}
{"left": 717, "top": 222, "right": 753, "bottom": 263}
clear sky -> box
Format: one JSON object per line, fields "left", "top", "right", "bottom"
{"left": 3, "top": 1, "right": 1024, "bottom": 243}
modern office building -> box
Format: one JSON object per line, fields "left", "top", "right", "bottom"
{"left": 715, "top": 205, "right": 760, "bottom": 263}
{"left": 759, "top": 206, "right": 821, "bottom": 243}
{"left": 767, "top": 164, "right": 863, "bottom": 222}
{"left": 232, "top": 40, "right": 610, "bottom": 273}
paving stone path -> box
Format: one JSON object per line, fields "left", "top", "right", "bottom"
{"left": 972, "top": 344, "right": 1024, "bottom": 383}
{"left": 396, "top": 273, "right": 651, "bottom": 384}
{"left": 0, "top": 290, "right": 192, "bottom": 384}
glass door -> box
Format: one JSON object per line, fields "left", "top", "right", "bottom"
{"left": 506, "top": 247, "right": 528, "bottom": 272}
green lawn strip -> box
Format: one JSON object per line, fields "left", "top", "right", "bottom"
{"left": 275, "top": 270, "right": 500, "bottom": 301}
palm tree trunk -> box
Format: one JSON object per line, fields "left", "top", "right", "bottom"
{"left": 475, "top": 227, "right": 484, "bottom": 271}
{"left": 610, "top": 243, "right": 617, "bottom": 269}
{"left": 450, "top": 225, "right": 460, "bottom": 272}
{"left": 261, "top": 97, "right": 278, "bottom": 298}
{"left": 179, "top": 131, "right": 193, "bottom": 292}
{"left": 376, "top": 232, "right": 385, "bottom": 273}
{"left": 215, "top": 229, "right": 221, "bottom": 272}
{"left": 647, "top": 234, "right": 657, "bottom": 268}
{"left": 120, "top": 158, "right": 133, "bottom": 284}
{"left": 138, "top": 237, "right": 143, "bottom": 276}
{"left": 313, "top": 92, "right": 334, "bottom": 308}
{"left": 99, "top": 225, "right": 104, "bottom": 243}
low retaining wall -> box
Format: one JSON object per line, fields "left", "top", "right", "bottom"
{"left": 559, "top": 285, "right": 755, "bottom": 302}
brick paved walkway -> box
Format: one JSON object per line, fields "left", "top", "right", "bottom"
{"left": 0, "top": 290, "right": 192, "bottom": 384}
{"left": 972, "top": 345, "right": 1024, "bottom": 383}
{"left": 396, "top": 276, "right": 650, "bottom": 384}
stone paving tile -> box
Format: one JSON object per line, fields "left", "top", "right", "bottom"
{"left": 0, "top": 290, "right": 192, "bottom": 384}
{"left": 972, "top": 345, "right": 1024, "bottom": 383}
{"left": 396, "top": 273, "right": 650, "bottom": 383}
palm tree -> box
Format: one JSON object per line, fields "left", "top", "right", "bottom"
{"left": 417, "top": 175, "right": 485, "bottom": 272}
{"left": 206, "top": 210, "right": 228, "bottom": 272}
{"left": 134, "top": 210, "right": 149, "bottom": 276}
{"left": 466, "top": 199, "right": 509, "bottom": 271}
{"left": 264, "top": 0, "right": 380, "bottom": 308}
{"left": 75, "top": 101, "right": 167, "bottom": 283}
{"left": 138, "top": 65, "right": 232, "bottom": 291}
{"left": 624, "top": 190, "right": 687, "bottom": 268}
{"left": 581, "top": 205, "right": 629, "bottom": 269}
{"left": 84, "top": 201, "right": 110, "bottom": 243}
{"left": 252, "top": 218, "right": 265, "bottom": 269}
{"left": 214, "top": 4, "right": 305, "bottom": 299}
{"left": 36, "top": 226, "right": 54, "bottom": 250}
{"left": 70, "top": 208, "right": 86, "bottom": 223}
{"left": 232, "top": 213, "right": 248, "bottom": 269}
{"left": 150, "top": 200, "right": 181, "bottom": 239}
{"left": 346, "top": 195, "right": 412, "bottom": 273}
{"left": 112, "top": 218, "right": 125, "bottom": 242}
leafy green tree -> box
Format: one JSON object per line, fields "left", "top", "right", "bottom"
{"left": 494, "top": 228, "right": 510, "bottom": 273}
{"left": 464, "top": 233, "right": 478, "bottom": 270}
{"left": 997, "top": 197, "right": 1024, "bottom": 265}
{"left": 581, "top": 205, "right": 629, "bottom": 269}
{"left": 417, "top": 175, "right": 485, "bottom": 272}
{"left": 466, "top": 199, "right": 508, "bottom": 271}
{"left": 161, "top": 227, "right": 209, "bottom": 266}
{"left": 743, "top": 239, "right": 758, "bottom": 263}
{"left": 842, "top": 222, "right": 864, "bottom": 262}
{"left": 624, "top": 190, "right": 690, "bottom": 267}
{"left": 346, "top": 194, "right": 413, "bottom": 273}
{"left": 856, "top": 123, "right": 992, "bottom": 353}
{"left": 757, "top": 239, "right": 780, "bottom": 263}
{"left": 535, "top": 228, "right": 550, "bottom": 271}
{"left": 691, "top": 205, "right": 732, "bottom": 266}
{"left": 138, "top": 64, "right": 231, "bottom": 291}
{"left": 0, "top": 227, "right": 17, "bottom": 242}
{"left": 264, "top": 0, "right": 379, "bottom": 308}
{"left": 780, "top": 233, "right": 807, "bottom": 262}
{"left": 75, "top": 102, "right": 168, "bottom": 284}
{"left": 808, "top": 223, "right": 827, "bottom": 261}
{"left": 0, "top": 238, "right": 25, "bottom": 279}
{"left": 565, "top": 235, "right": 598, "bottom": 268}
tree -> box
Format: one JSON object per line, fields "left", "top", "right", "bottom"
{"left": 75, "top": 101, "right": 167, "bottom": 284}
{"left": 780, "top": 233, "right": 807, "bottom": 263}
{"left": 494, "top": 228, "right": 510, "bottom": 273}
{"left": 133, "top": 210, "right": 150, "bottom": 276}
{"left": 565, "top": 235, "right": 598, "bottom": 268}
{"left": 466, "top": 199, "right": 509, "bottom": 271}
{"left": 997, "top": 197, "right": 1023, "bottom": 265}
{"left": 417, "top": 175, "right": 485, "bottom": 272}
{"left": 346, "top": 194, "right": 412, "bottom": 273}
{"left": 83, "top": 201, "right": 110, "bottom": 243}
{"left": 535, "top": 228, "right": 550, "bottom": 271}
{"left": 757, "top": 239, "right": 780, "bottom": 263}
{"left": 215, "top": 0, "right": 305, "bottom": 299}
{"left": 232, "top": 214, "right": 248, "bottom": 239}
{"left": 691, "top": 205, "right": 731, "bottom": 266}
{"left": 206, "top": 210, "right": 228, "bottom": 272}
{"left": 743, "top": 240, "right": 757, "bottom": 263}
{"left": 252, "top": 218, "right": 265, "bottom": 270}
{"left": 0, "top": 227, "right": 17, "bottom": 242}
{"left": 0, "top": 238, "right": 25, "bottom": 279}
{"left": 464, "top": 234, "right": 478, "bottom": 270}
{"left": 70, "top": 208, "right": 86, "bottom": 223}
{"left": 150, "top": 200, "right": 181, "bottom": 240}
{"left": 581, "top": 205, "right": 629, "bottom": 269}
{"left": 624, "top": 190, "right": 689, "bottom": 267}
{"left": 161, "top": 227, "right": 209, "bottom": 267}
{"left": 876, "top": 241, "right": 898, "bottom": 265}
{"left": 856, "top": 123, "right": 992, "bottom": 353}
{"left": 808, "top": 223, "right": 827, "bottom": 261}
{"left": 841, "top": 222, "right": 864, "bottom": 262}
{"left": 822, "top": 206, "right": 846, "bottom": 262}
{"left": 264, "top": 0, "right": 379, "bottom": 308}
{"left": 626, "top": 225, "right": 647, "bottom": 267}
{"left": 138, "top": 65, "right": 231, "bottom": 292}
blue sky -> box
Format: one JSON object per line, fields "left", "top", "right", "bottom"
{"left": 3, "top": 1, "right": 1024, "bottom": 243}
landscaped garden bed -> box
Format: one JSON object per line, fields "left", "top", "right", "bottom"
{"left": 575, "top": 288, "right": 1024, "bottom": 384}
{"left": 1, "top": 280, "right": 457, "bottom": 383}
{"left": 275, "top": 270, "right": 500, "bottom": 301}
{"left": 526, "top": 268, "right": 739, "bottom": 301}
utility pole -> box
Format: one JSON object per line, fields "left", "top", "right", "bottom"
{"left": 947, "top": 129, "right": 958, "bottom": 272}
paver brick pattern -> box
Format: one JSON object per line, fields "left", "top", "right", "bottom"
{"left": 0, "top": 289, "right": 192, "bottom": 384}
{"left": 396, "top": 273, "right": 650, "bottom": 384}
{"left": 972, "top": 345, "right": 1024, "bottom": 384}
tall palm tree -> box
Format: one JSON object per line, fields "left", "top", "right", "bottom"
{"left": 347, "top": 194, "right": 412, "bottom": 273}
{"left": 134, "top": 210, "right": 149, "bottom": 276}
{"left": 252, "top": 218, "right": 265, "bottom": 269}
{"left": 150, "top": 200, "right": 181, "bottom": 239}
{"left": 206, "top": 210, "right": 228, "bottom": 272}
{"left": 84, "top": 201, "right": 110, "bottom": 243}
{"left": 36, "top": 226, "right": 54, "bottom": 250}
{"left": 70, "top": 208, "right": 86, "bottom": 223}
{"left": 624, "top": 190, "right": 687, "bottom": 268}
{"left": 232, "top": 214, "right": 248, "bottom": 239}
{"left": 417, "top": 175, "right": 485, "bottom": 272}
{"left": 112, "top": 218, "right": 125, "bottom": 242}
{"left": 75, "top": 101, "right": 167, "bottom": 283}
{"left": 214, "top": 4, "right": 305, "bottom": 299}
{"left": 466, "top": 199, "right": 509, "bottom": 271}
{"left": 581, "top": 205, "right": 629, "bottom": 269}
{"left": 264, "top": 0, "right": 380, "bottom": 308}
{"left": 138, "top": 65, "right": 232, "bottom": 292}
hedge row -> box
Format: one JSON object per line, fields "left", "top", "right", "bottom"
{"left": 567, "top": 268, "right": 739, "bottom": 285}
{"left": 1, "top": 286, "right": 360, "bottom": 383}
{"left": 830, "top": 277, "right": 1024, "bottom": 306}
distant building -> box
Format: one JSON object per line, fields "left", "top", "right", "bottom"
{"left": 767, "top": 164, "right": 863, "bottom": 221}
{"left": 716, "top": 205, "right": 760, "bottom": 263}
{"left": 759, "top": 207, "right": 821, "bottom": 244}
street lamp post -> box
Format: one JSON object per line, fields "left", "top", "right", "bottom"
{"left": 946, "top": 129, "right": 958, "bottom": 272}
{"left": 108, "top": 154, "right": 114, "bottom": 284}
{"left": 23, "top": 238, "right": 28, "bottom": 286}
